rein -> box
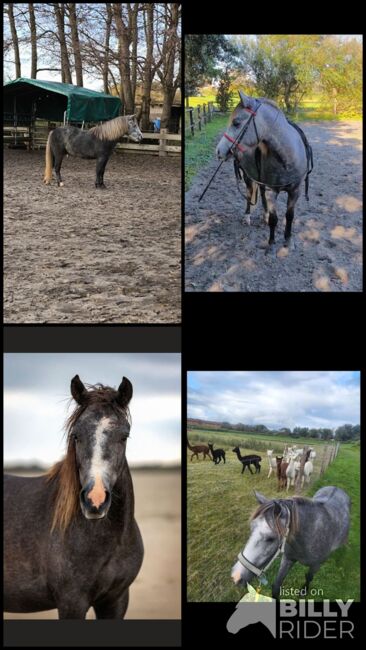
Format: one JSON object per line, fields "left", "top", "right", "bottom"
{"left": 237, "top": 505, "right": 291, "bottom": 586}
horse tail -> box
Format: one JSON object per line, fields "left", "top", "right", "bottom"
{"left": 43, "top": 131, "right": 54, "bottom": 184}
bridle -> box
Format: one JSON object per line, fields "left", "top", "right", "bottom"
{"left": 236, "top": 504, "right": 291, "bottom": 586}
{"left": 223, "top": 102, "right": 261, "bottom": 156}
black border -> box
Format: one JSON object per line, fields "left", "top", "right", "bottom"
{"left": 3, "top": 620, "right": 181, "bottom": 647}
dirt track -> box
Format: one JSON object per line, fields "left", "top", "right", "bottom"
{"left": 4, "top": 150, "right": 181, "bottom": 322}
{"left": 185, "top": 121, "right": 362, "bottom": 292}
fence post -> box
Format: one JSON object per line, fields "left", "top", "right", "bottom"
{"left": 188, "top": 108, "right": 194, "bottom": 136}
{"left": 203, "top": 103, "right": 207, "bottom": 126}
{"left": 197, "top": 105, "right": 202, "bottom": 131}
{"left": 207, "top": 102, "right": 212, "bottom": 122}
{"left": 320, "top": 444, "right": 328, "bottom": 475}
{"left": 159, "top": 128, "right": 168, "bottom": 157}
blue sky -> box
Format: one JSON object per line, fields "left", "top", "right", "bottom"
{"left": 188, "top": 371, "right": 360, "bottom": 430}
{"left": 4, "top": 353, "right": 181, "bottom": 467}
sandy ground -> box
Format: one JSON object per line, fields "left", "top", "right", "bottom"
{"left": 4, "top": 469, "right": 181, "bottom": 620}
{"left": 185, "top": 121, "right": 362, "bottom": 292}
{"left": 4, "top": 150, "right": 181, "bottom": 322}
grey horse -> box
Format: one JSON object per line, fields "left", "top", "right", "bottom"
{"left": 231, "top": 487, "right": 350, "bottom": 599}
{"left": 4, "top": 375, "right": 143, "bottom": 618}
{"left": 216, "top": 92, "right": 313, "bottom": 253}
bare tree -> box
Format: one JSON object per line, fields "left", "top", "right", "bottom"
{"left": 28, "top": 3, "right": 37, "bottom": 78}
{"left": 7, "top": 3, "right": 21, "bottom": 78}
{"left": 68, "top": 3, "right": 83, "bottom": 86}
{"left": 103, "top": 3, "right": 113, "bottom": 93}
{"left": 112, "top": 3, "right": 134, "bottom": 112}
{"left": 156, "top": 3, "right": 181, "bottom": 128}
{"left": 139, "top": 3, "right": 154, "bottom": 130}
{"left": 54, "top": 3, "right": 72, "bottom": 84}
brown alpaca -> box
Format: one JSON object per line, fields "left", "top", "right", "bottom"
{"left": 277, "top": 456, "right": 289, "bottom": 490}
{"left": 187, "top": 440, "right": 212, "bottom": 461}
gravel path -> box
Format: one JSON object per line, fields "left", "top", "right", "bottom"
{"left": 185, "top": 121, "right": 362, "bottom": 292}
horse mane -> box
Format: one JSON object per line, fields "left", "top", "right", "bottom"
{"left": 88, "top": 115, "right": 129, "bottom": 141}
{"left": 45, "top": 384, "right": 130, "bottom": 533}
{"left": 250, "top": 497, "right": 310, "bottom": 539}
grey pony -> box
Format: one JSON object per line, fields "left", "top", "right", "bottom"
{"left": 231, "top": 487, "right": 350, "bottom": 599}
{"left": 216, "top": 91, "right": 313, "bottom": 253}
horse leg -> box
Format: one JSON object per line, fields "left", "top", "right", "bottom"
{"left": 244, "top": 178, "right": 254, "bottom": 225}
{"left": 54, "top": 155, "right": 64, "bottom": 187}
{"left": 94, "top": 589, "right": 129, "bottom": 619}
{"left": 300, "top": 565, "right": 320, "bottom": 596}
{"left": 260, "top": 185, "right": 269, "bottom": 224}
{"left": 272, "top": 556, "right": 296, "bottom": 600}
{"left": 95, "top": 156, "right": 108, "bottom": 189}
{"left": 284, "top": 187, "right": 300, "bottom": 249}
{"left": 264, "top": 189, "right": 279, "bottom": 254}
{"left": 57, "top": 595, "right": 90, "bottom": 619}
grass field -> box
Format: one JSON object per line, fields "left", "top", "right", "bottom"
{"left": 188, "top": 428, "right": 328, "bottom": 450}
{"left": 187, "top": 440, "right": 359, "bottom": 602}
{"left": 185, "top": 113, "right": 228, "bottom": 189}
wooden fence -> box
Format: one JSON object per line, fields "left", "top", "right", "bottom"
{"left": 185, "top": 102, "right": 216, "bottom": 137}
{"left": 4, "top": 122, "right": 181, "bottom": 157}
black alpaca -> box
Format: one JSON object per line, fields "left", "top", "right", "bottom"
{"left": 208, "top": 443, "right": 226, "bottom": 465}
{"left": 232, "top": 447, "right": 262, "bottom": 474}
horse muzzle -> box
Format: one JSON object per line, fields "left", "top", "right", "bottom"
{"left": 80, "top": 483, "right": 111, "bottom": 519}
{"left": 231, "top": 560, "right": 255, "bottom": 586}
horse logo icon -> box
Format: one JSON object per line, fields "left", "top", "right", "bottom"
{"left": 227, "top": 583, "right": 276, "bottom": 637}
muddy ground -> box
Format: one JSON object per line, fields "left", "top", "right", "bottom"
{"left": 4, "top": 150, "right": 181, "bottom": 322}
{"left": 185, "top": 121, "right": 362, "bottom": 292}
{"left": 4, "top": 468, "right": 181, "bottom": 619}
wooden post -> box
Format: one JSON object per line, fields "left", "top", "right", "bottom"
{"left": 159, "top": 128, "right": 167, "bottom": 157}
{"left": 189, "top": 108, "right": 194, "bottom": 136}
{"left": 203, "top": 103, "right": 207, "bottom": 126}
{"left": 207, "top": 102, "right": 212, "bottom": 122}
{"left": 197, "top": 105, "right": 201, "bottom": 131}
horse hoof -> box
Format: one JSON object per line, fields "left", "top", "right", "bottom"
{"left": 58, "top": 182, "right": 64, "bottom": 187}
{"left": 265, "top": 244, "right": 276, "bottom": 257}
{"left": 284, "top": 237, "right": 296, "bottom": 250}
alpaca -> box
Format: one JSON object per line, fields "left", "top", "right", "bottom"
{"left": 187, "top": 440, "right": 211, "bottom": 462}
{"left": 208, "top": 443, "right": 226, "bottom": 465}
{"left": 232, "top": 447, "right": 261, "bottom": 474}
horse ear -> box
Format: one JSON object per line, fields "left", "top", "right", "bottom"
{"left": 239, "top": 90, "right": 250, "bottom": 107}
{"left": 116, "top": 376, "right": 133, "bottom": 408}
{"left": 253, "top": 490, "right": 270, "bottom": 504}
{"left": 71, "top": 375, "right": 87, "bottom": 404}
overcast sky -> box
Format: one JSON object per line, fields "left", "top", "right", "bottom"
{"left": 4, "top": 353, "right": 181, "bottom": 467}
{"left": 188, "top": 371, "right": 360, "bottom": 430}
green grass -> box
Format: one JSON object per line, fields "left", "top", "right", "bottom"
{"left": 188, "top": 428, "right": 327, "bottom": 448}
{"left": 187, "top": 443, "right": 359, "bottom": 602}
{"left": 185, "top": 114, "right": 228, "bottom": 190}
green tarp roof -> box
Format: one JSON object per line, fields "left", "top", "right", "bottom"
{"left": 3, "top": 78, "right": 121, "bottom": 122}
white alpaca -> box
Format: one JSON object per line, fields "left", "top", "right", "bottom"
{"left": 310, "top": 450, "right": 316, "bottom": 459}
{"left": 286, "top": 452, "right": 297, "bottom": 491}
{"left": 301, "top": 460, "right": 313, "bottom": 487}
{"left": 267, "top": 450, "right": 277, "bottom": 478}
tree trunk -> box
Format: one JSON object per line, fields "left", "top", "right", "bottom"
{"left": 140, "top": 3, "right": 154, "bottom": 130}
{"left": 103, "top": 3, "right": 113, "bottom": 94}
{"left": 128, "top": 3, "right": 139, "bottom": 105}
{"left": 112, "top": 3, "right": 134, "bottom": 114}
{"left": 157, "top": 3, "right": 181, "bottom": 129}
{"left": 68, "top": 3, "right": 83, "bottom": 86}
{"left": 28, "top": 3, "right": 37, "bottom": 78}
{"left": 7, "top": 3, "right": 21, "bottom": 78}
{"left": 54, "top": 3, "right": 72, "bottom": 84}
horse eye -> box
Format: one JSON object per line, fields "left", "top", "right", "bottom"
{"left": 267, "top": 536, "right": 276, "bottom": 542}
{"left": 232, "top": 118, "right": 241, "bottom": 128}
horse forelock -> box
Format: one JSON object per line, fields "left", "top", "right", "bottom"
{"left": 45, "top": 384, "right": 130, "bottom": 533}
{"left": 88, "top": 115, "right": 129, "bottom": 141}
{"left": 251, "top": 499, "right": 303, "bottom": 539}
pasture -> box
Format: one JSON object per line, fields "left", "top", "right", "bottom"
{"left": 185, "top": 119, "right": 362, "bottom": 292}
{"left": 4, "top": 149, "right": 181, "bottom": 323}
{"left": 187, "top": 438, "right": 359, "bottom": 602}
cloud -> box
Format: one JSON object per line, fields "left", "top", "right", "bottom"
{"left": 4, "top": 354, "right": 181, "bottom": 466}
{"left": 188, "top": 371, "right": 360, "bottom": 429}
